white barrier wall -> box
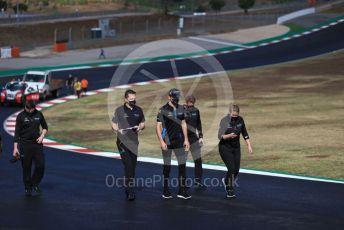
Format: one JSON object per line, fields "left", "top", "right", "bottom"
{"left": 277, "top": 8, "right": 315, "bottom": 24}
{"left": 277, "top": 0, "right": 344, "bottom": 24}
{"left": 0, "top": 47, "right": 12, "bottom": 59}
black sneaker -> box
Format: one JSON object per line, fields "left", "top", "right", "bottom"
{"left": 177, "top": 190, "right": 192, "bottom": 200}
{"left": 226, "top": 190, "right": 237, "bottom": 199}
{"left": 25, "top": 187, "right": 32, "bottom": 197}
{"left": 194, "top": 179, "right": 206, "bottom": 189}
{"left": 162, "top": 189, "right": 173, "bottom": 199}
{"left": 33, "top": 186, "right": 42, "bottom": 195}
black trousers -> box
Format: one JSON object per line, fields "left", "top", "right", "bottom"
{"left": 19, "top": 142, "right": 45, "bottom": 189}
{"left": 162, "top": 147, "right": 187, "bottom": 192}
{"left": 189, "top": 141, "right": 203, "bottom": 180}
{"left": 117, "top": 141, "right": 138, "bottom": 192}
{"left": 219, "top": 144, "right": 241, "bottom": 190}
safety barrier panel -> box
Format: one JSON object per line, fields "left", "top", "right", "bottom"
{"left": 54, "top": 43, "right": 67, "bottom": 52}
{"left": 0, "top": 47, "right": 21, "bottom": 58}
{"left": 0, "top": 47, "right": 12, "bottom": 58}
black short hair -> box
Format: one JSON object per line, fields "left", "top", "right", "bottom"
{"left": 168, "top": 88, "right": 180, "bottom": 99}
{"left": 124, "top": 89, "right": 136, "bottom": 98}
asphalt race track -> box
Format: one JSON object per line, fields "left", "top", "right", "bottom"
{"left": 0, "top": 21, "right": 344, "bottom": 229}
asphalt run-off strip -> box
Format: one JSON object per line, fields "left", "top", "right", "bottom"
{"left": 3, "top": 72, "right": 344, "bottom": 185}
{"left": 0, "top": 16, "right": 343, "bottom": 78}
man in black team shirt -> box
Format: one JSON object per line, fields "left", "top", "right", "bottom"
{"left": 218, "top": 103, "right": 253, "bottom": 199}
{"left": 13, "top": 100, "right": 48, "bottom": 196}
{"left": 184, "top": 94, "right": 205, "bottom": 188}
{"left": 156, "top": 88, "right": 191, "bottom": 200}
{"left": 111, "top": 89, "right": 145, "bottom": 201}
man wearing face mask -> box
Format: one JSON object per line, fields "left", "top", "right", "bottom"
{"left": 218, "top": 103, "right": 253, "bottom": 199}
{"left": 156, "top": 88, "right": 191, "bottom": 199}
{"left": 13, "top": 100, "right": 48, "bottom": 196}
{"left": 184, "top": 94, "right": 205, "bottom": 188}
{"left": 111, "top": 89, "right": 145, "bottom": 201}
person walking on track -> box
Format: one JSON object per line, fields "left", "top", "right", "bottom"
{"left": 74, "top": 78, "right": 82, "bottom": 99}
{"left": 13, "top": 100, "right": 48, "bottom": 196}
{"left": 99, "top": 48, "right": 106, "bottom": 59}
{"left": 184, "top": 94, "right": 205, "bottom": 188}
{"left": 66, "top": 74, "right": 74, "bottom": 95}
{"left": 111, "top": 89, "right": 145, "bottom": 201}
{"left": 81, "top": 78, "right": 89, "bottom": 96}
{"left": 156, "top": 88, "right": 191, "bottom": 200}
{"left": 218, "top": 103, "right": 253, "bottom": 199}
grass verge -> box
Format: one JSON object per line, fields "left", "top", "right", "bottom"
{"left": 43, "top": 51, "right": 344, "bottom": 179}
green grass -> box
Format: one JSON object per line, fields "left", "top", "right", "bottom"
{"left": 43, "top": 51, "right": 344, "bottom": 180}
{"left": 283, "top": 23, "right": 306, "bottom": 33}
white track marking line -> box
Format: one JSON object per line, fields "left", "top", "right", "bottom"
{"left": 49, "top": 99, "right": 67, "bottom": 103}
{"left": 97, "top": 88, "right": 115, "bottom": 92}
{"left": 4, "top": 74, "right": 344, "bottom": 184}
{"left": 188, "top": 36, "right": 251, "bottom": 48}
{"left": 4, "top": 18, "right": 344, "bottom": 184}
{"left": 63, "top": 95, "right": 78, "bottom": 100}
{"left": 37, "top": 103, "right": 54, "bottom": 107}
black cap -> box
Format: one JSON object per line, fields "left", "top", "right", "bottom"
{"left": 25, "top": 100, "right": 36, "bottom": 110}
{"left": 168, "top": 88, "right": 180, "bottom": 99}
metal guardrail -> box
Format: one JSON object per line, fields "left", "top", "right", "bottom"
{"left": 0, "top": 0, "right": 328, "bottom": 25}
{"left": 0, "top": 9, "right": 150, "bottom": 25}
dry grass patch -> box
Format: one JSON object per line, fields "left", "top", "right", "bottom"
{"left": 44, "top": 51, "right": 344, "bottom": 179}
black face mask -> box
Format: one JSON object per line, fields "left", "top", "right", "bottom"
{"left": 171, "top": 98, "right": 179, "bottom": 106}
{"left": 128, "top": 100, "right": 136, "bottom": 107}
{"left": 25, "top": 107, "right": 35, "bottom": 114}
{"left": 231, "top": 116, "right": 239, "bottom": 121}
{"left": 186, "top": 104, "right": 194, "bottom": 108}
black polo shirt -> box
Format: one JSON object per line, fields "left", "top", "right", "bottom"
{"left": 184, "top": 105, "right": 203, "bottom": 144}
{"left": 218, "top": 115, "right": 249, "bottom": 148}
{"left": 157, "top": 102, "right": 185, "bottom": 148}
{"left": 112, "top": 104, "right": 145, "bottom": 144}
{"left": 14, "top": 109, "right": 48, "bottom": 144}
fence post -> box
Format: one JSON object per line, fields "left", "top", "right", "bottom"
{"left": 69, "top": 27, "right": 72, "bottom": 44}
{"left": 54, "top": 28, "right": 57, "bottom": 44}
{"left": 68, "top": 27, "right": 73, "bottom": 48}
{"left": 158, "top": 18, "right": 161, "bottom": 30}
{"left": 81, "top": 26, "right": 85, "bottom": 40}
{"left": 146, "top": 19, "right": 149, "bottom": 33}
{"left": 119, "top": 21, "right": 122, "bottom": 34}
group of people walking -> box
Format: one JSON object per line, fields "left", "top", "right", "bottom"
{"left": 11, "top": 87, "right": 253, "bottom": 200}
{"left": 66, "top": 74, "right": 89, "bottom": 98}
{"left": 111, "top": 88, "right": 253, "bottom": 201}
